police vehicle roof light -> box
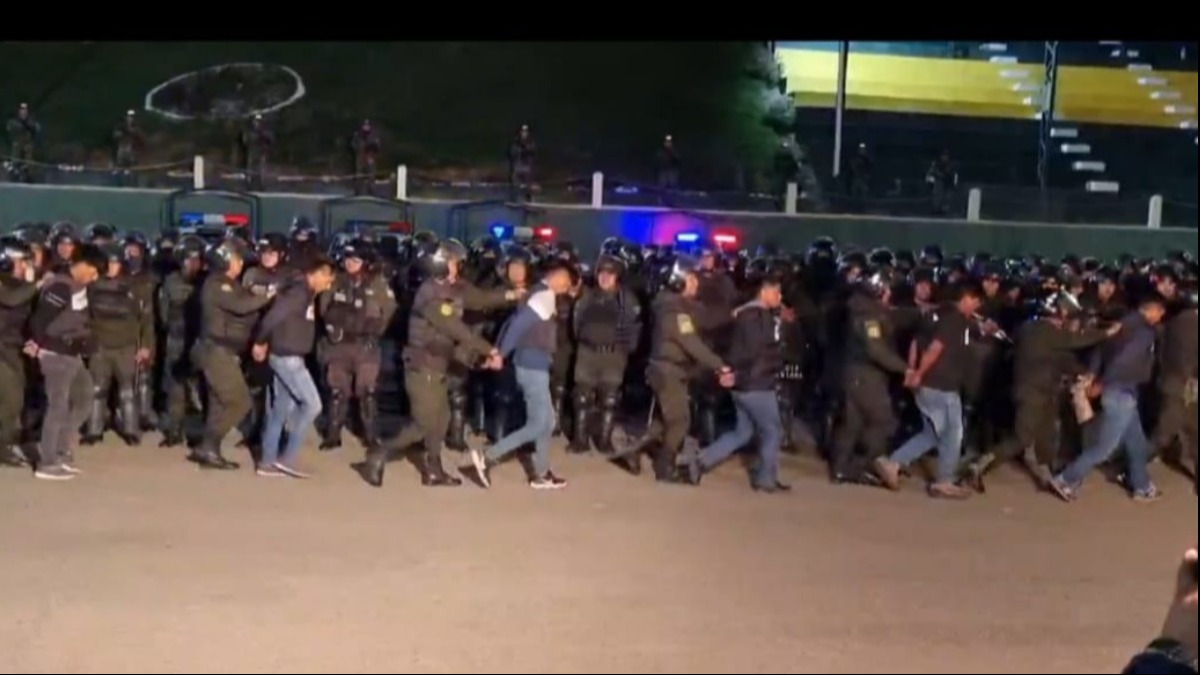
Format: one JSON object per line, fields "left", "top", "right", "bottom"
{"left": 180, "top": 212, "right": 249, "bottom": 227}
{"left": 675, "top": 232, "right": 701, "bottom": 244}
{"left": 535, "top": 226, "right": 556, "bottom": 240}
{"left": 490, "top": 222, "right": 513, "bottom": 239}
{"left": 713, "top": 233, "right": 738, "bottom": 247}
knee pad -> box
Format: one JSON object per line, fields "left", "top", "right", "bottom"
{"left": 573, "top": 389, "right": 594, "bottom": 410}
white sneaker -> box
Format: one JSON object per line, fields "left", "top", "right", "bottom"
{"left": 61, "top": 463, "right": 84, "bottom": 475}
{"left": 469, "top": 448, "right": 491, "bottom": 489}
{"left": 35, "top": 465, "right": 75, "bottom": 481}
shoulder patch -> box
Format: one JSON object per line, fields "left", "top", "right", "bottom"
{"left": 440, "top": 301, "right": 455, "bottom": 317}
{"left": 677, "top": 313, "right": 695, "bottom": 335}
{"left": 864, "top": 319, "right": 882, "bottom": 339}
{"left": 221, "top": 283, "right": 233, "bottom": 293}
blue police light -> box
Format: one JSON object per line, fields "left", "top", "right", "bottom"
{"left": 675, "top": 232, "right": 701, "bottom": 244}
{"left": 179, "top": 212, "right": 249, "bottom": 227}
{"left": 490, "top": 222, "right": 513, "bottom": 240}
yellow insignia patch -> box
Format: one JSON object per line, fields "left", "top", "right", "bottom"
{"left": 865, "top": 320, "right": 882, "bottom": 339}
{"left": 220, "top": 283, "right": 233, "bottom": 293}
{"left": 440, "top": 302, "right": 455, "bottom": 317}
{"left": 677, "top": 313, "right": 695, "bottom": 335}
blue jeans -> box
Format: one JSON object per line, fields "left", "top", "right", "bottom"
{"left": 1058, "top": 389, "right": 1152, "bottom": 492}
{"left": 699, "top": 390, "right": 783, "bottom": 488}
{"left": 261, "top": 355, "right": 323, "bottom": 468}
{"left": 890, "top": 387, "right": 964, "bottom": 484}
{"left": 486, "top": 366, "right": 553, "bottom": 478}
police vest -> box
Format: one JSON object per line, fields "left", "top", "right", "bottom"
{"left": 576, "top": 289, "right": 624, "bottom": 348}
{"left": 159, "top": 272, "right": 200, "bottom": 341}
{"left": 325, "top": 276, "right": 378, "bottom": 340}
{"left": 89, "top": 277, "right": 140, "bottom": 322}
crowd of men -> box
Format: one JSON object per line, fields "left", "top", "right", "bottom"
{"left": 0, "top": 217, "right": 1196, "bottom": 500}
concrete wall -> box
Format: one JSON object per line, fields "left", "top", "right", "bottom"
{"left": 1, "top": 183, "right": 1194, "bottom": 259}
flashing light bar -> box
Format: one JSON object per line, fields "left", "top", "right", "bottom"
{"left": 675, "top": 232, "right": 701, "bottom": 244}
{"left": 490, "top": 222, "right": 556, "bottom": 242}
{"left": 713, "top": 232, "right": 739, "bottom": 250}
{"left": 534, "top": 226, "right": 556, "bottom": 240}
{"left": 179, "top": 212, "right": 249, "bottom": 228}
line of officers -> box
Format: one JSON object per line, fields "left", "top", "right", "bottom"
{"left": 1, "top": 218, "right": 1197, "bottom": 496}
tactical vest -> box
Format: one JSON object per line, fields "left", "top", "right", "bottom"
{"left": 325, "top": 275, "right": 378, "bottom": 340}
{"left": 160, "top": 272, "right": 201, "bottom": 342}
{"left": 576, "top": 289, "right": 623, "bottom": 348}
{"left": 203, "top": 277, "right": 259, "bottom": 351}
{"left": 89, "top": 277, "right": 140, "bottom": 323}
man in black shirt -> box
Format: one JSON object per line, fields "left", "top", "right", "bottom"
{"left": 26, "top": 246, "right": 105, "bottom": 480}
{"left": 876, "top": 281, "right": 984, "bottom": 499}
{"left": 684, "top": 276, "right": 789, "bottom": 492}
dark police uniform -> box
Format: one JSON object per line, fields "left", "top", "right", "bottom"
{"left": 1153, "top": 302, "right": 1198, "bottom": 467}
{"left": 967, "top": 316, "right": 1111, "bottom": 490}
{"left": 84, "top": 273, "right": 154, "bottom": 444}
{"left": 125, "top": 262, "right": 160, "bottom": 430}
{"left": 194, "top": 271, "right": 273, "bottom": 469}
{"left": 318, "top": 269, "right": 396, "bottom": 450}
{"left": 623, "top": 290, "right": 726, "bottom": 481}
{"left": 570, "top": 283, "right": 641, "bottom": 453}
{"left": 692, "top": 266, "right": 738, "bottom": 445}
{"left": 157, "top": 267, "right": 204, "bottom": 445}
{"left": 362, "top": 277, "right": 494, "bottom": 487}
{"left": 0, "top": 275, "right": 37, "bottom": 459}
{"left": 830, "top": 289, "right": 909, "bottom": 483}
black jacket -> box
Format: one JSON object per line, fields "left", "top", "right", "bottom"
{"left": 726, "top": 300, "right": 784, "bottom": 392}
{"left": 255, "top": 281, "right": 317, "bottom": 357}
{"left": 30, "top": 278, "right": 93, "bottom": 356}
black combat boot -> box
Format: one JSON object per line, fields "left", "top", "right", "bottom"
{"left": 320, "top": 392, "right": 347, "bottom": 451}
{"left": 551, "top": 384, "right": 568, "bottom": 438}
{"left": 81, "top": 387, "right": 107, "bottom": 445}
{"left": 421, "top": 450, "right": 463, "bottom": 487}
{"left": 189, "top": 436, "right": 238, "bottom": 470}
{"left": 238, "top": 388, "right": 266, "bottom": 451}
{"left": 359, "top": 389, "right": 380, "bottom": 452}
{"left": 137, "top": 377, "right": 159, "bottom": 431}
{"left": 568, "top": 392, "right": 592, "bottom": 454}
{"left": 446, "top": 392, "right": 469, "bottom": 452}
{"left": 117, "top": 387, "right": 141, "bottom": 446}
{"left": 361, "top": 443, "right": 392, "bottom": 488}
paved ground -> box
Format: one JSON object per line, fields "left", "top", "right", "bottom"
{"left": 1, "top": 435, "right": 1195, "bottom": 674}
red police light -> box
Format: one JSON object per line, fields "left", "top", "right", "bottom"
{"left": 225, "top": 213, "right": 250, "bottom": 227}
{"left": 713, "top": 232, "right": 738, "bottom": 249}
{"left": 535, "top": 226, "right": 556, "bottom": 240}
{"left": 389, "top": 221, "right": 413, "bottom": 233}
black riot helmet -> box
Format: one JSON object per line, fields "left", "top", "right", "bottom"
{"left": 412, "top": 230, "right": 439, "bottom": 248}
{"left": 868, "top": 247, "right": 895, "bottom": 270}
{"left": 919, "top": 244, "right": 944, "bottom": 268}
{"left": 175, "top": 234, "right": 208, "bottom": 264}
{"left": 0, "top": 237, "right": 33, "bottom": 277}
{"left": 50, "top": 221, "right": 77, "bottom": 241}
{"left": 422, "top": 239, "right": 468, "bottom": 281}
{"left": 338, "top": 238, "right": 377, "bottom": 267}
{"left": 100, "top": 242, "right": 126, "bottom": 272}
{"left": 1040, "top": 290, "right": 1084, "bottom": 319}
{"left": 257, "top": 232, "right": 289, "bottom": 255}
{"left": 84, "top": 222, "right": 117, "bottom": 244}
{"left": 206, "top": 237, "right": 248, "bottom": 273}
{"left": 860, "top": 268, "right": 896, "bottom": 301}
{"left": 664, "top": 254, "right": 700, "bottom": 293}
{"left": 289, "top": 216, "right": 318, "bottom": 243}
{"left": 600, "top": 236, "right": 622, "bottom": 257}
{"left": 594, "top": 253, "right": 625, "bottom": 278}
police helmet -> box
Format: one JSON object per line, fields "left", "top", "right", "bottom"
{"left": 594, "top": 253, "right": 625, "bottom": 277}
{"left": 289, "top": 216, "right": 318, "bottom": 243}
{"left": 12, "top": 222, "right": 49, "bottom": 248}
{"left": 861, "top": 268, "right": 895, "bottom": 299}
{"left": 919, "top": 244, "right": 944, "bottom": 268}
{"left": 257, "top": 232, "right": 289, "bottom": 255}
{"left": 600, "top": 237, "right": 622, "bottom": 257}
{"left": 664, "top": 255, "right": 700, "bottom": 293}
{"left": 174, "top": 234, "right": 208, "bottom": 264}
{"left": 84, "top": 222, "right": 117, "bottom": 243}
{"left": 868, "top": 247, "right": 895, "bottom": 270}
{"left": 1040, "top": 290, "right": 1084, "bottom": 318}
{"left": 100, "top": 242, "right": 125, "bottom": 266}
{"left": 0, "top": 237, "right": 33, "bottom": 276}
{"left": 206, "top": 238, "right": 248, "bottom": 272}
{"left": 339, "top": 239, "right": 376, "bottom": 266}
{"left": 50, "top": 221, "right": 77, "bottom": 241}
{"left": 422, "top": 239, "right": 468, "bottom": 281}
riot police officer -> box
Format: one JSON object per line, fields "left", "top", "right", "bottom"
{"left": 157, "top": 235, "right": 207, "bottom": 448}
{"left": 570, "top": 253, "right": 641, "bottom": 454}
{"left": 361, "top": 240, "right": 502, "bottom": 488}
{"left": 193, "top": 239, "right": 274, "bottom": 470}
{"left": 617, "top": 256, "right": 732, "bottom": 482}
{"left": 82, "top": 243, "right": 154, "bottom": 445}
{"left": 120, "top": 232, "right": 160, "bottom": 431}
{"left": 965, "top": 291, "right": 1120, "bottom": 492}
{"left": 0, "top": 238, "right": 38, "bottom": 466}
{"left": 829, "top": 270, "right": 911, "bottom": 485}
{"left": 318, "top": 239, "right": 397, "bottom": 451}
